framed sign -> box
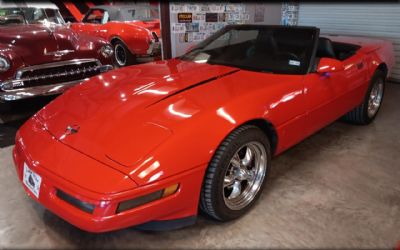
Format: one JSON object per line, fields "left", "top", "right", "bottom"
{"left": 178, "top": 12, "right": 193, "bottom": 23}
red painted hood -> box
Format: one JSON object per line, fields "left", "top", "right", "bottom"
{"left": 0, "top": 24, "right": 109, "bottom": 67}
{"left": 0, "top": 24, "right": 58, "bottom": 66}
{"left": 35, "top": 59, "right": 237, "bottom": 176}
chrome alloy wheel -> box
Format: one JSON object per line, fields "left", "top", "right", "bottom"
{"left": 223, "top": 142, "right": 267, "bottom": 210}
{"left": 115, "top": 44, "right": 127, "bottom": 66}
{"left": 367, "top": 79, "right": 384, "bottom": 118}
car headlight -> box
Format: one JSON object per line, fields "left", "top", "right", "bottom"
{"left": 116, "top": 184, "right": 179, "bottom": 214}
{"left": 0, "top": 56, "right": 10, "bottom": 72}
{"left": 100, "top": 44, "right": 114, "bottom": 58}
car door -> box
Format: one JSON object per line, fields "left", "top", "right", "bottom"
{"left": 73, "top": 9, "right": 108, "bottom": 38}
{"left": 340, "top": 50, "right": 369, "bottom": 108}
{"left": 304, "top": 51, "right": 369, "bottom": 135}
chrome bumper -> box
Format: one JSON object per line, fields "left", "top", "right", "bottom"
{"left": 146, "top": 41, "right": 161, "bottom": 56}
{"left": 0, "top": 64, "right": 113, "bottom": 102}
{"left": 1, "top": 80, "right": 81, "bottom": 102}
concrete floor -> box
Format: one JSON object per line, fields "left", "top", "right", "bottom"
{"left": 0, "top": 83, "right": 399, "bottom": 249}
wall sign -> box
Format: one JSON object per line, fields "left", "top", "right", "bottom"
{"left": 177, "top": 13, "right": 193, "bottom": 23}
{"left": 205, "top": 13, "right": 218, "bottom": 22}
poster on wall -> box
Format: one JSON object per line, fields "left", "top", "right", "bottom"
{"left": 281, "top": 2, "right": 299, "bottom": 26}
{"left": 170, "top": 2, "right": 249, "bottom": 44}
{"left": 172, "top": 23, "right": 186, "bottom": 33}
{"left": 254, "top": 4, "right": 265, "bottom": 23}
{"left": 205, "top": 13, "right": 218, "bottom": 22}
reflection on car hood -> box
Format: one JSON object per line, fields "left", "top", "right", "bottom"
{"left": 35, "top": 59, "right": 238, "bottom": 178}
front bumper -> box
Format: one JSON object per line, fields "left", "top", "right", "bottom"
{"left": 146, "top": 41, "right": 161, "bottom": 56}
{"left": 0, "top": 64, "right": 113, "bottom": 102}
{"left": 12, "top": 128, "right": 204, "bottom": 232}
{"left": 1, "top": 80, "right": 80, "bottom": 102}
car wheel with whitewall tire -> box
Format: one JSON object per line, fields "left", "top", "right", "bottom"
{"left": 200, "top": 125, "right": 271, "bottom": 221}
{"left": 343, "top": 70, "right": 386, "bottom": 125}
{"left": 112, "top": 40, "right": 136, "bottom": 67}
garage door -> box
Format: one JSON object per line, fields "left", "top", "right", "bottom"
{"left": 298, "top": 3, "right": 400, "bottom": 82}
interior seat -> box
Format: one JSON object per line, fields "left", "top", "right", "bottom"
{"left": 317, "top": 37, "right": 336, "bottom": 59}
{"left": 256, "top": 32, "right": 278, "bottom": 55}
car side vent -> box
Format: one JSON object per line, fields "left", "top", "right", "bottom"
{"left": 56, "top": 189, "right": 95, "bottom": 214}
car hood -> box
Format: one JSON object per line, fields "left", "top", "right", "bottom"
{"left": 0, "top": 24, "right": 105, "bottom": 66}
{"left": 17, "top": 117, "right": 137, "bottom": 194}
{"left": 35, "top": 59, "right": 237, "bottom": 180}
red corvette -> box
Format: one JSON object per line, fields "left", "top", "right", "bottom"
{"left": 71, "top": 5, "right": 161, "bottom": 67}
{"left": 13, "top": 25, "right": 395, "bottom": 232}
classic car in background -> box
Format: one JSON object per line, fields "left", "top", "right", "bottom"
{"left": 72, "top": 5, "right": 161, "bottom": 67}
{"left": 0, "top": 3, "right": 114, "bottom": 114}
{"left": 12, "top": 25, "right": 394, "bottom": 232}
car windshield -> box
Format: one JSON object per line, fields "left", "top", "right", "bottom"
{"left": 83, "top": 7, "right": 156, "bottom": 24}
{"left": 181, "top": 26, "right": 318, "bottom": 75}
{"left": 0, "top": 7, "right": 65, "bottom": 25}
{"left": 119, "top": 7, "right": 156, "bottom": 21}
{"left": 83, "top": 9, "right": 107, "bottom": 24}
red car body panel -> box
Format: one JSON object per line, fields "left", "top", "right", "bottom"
{"left": 0, "top": 24, "right": 112, "bottom": 82}
{"left": 72, "top": 20, "right": 161, "bottom": 56}
{"left": 12, "top": 33, "right": 395, "bottom": 232}
{"left": 13, "top": 127, "right": 204, "bottom": 232}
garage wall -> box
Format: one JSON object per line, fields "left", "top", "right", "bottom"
{"left": 169, "top": 2, "right": 282, "bottom": 57}
{"left": 298, "top": 3, "right": 400, "bottom": 82}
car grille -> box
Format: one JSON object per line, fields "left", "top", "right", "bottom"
{"left": 13, "top": 59, "right": 104, "bottom": 89}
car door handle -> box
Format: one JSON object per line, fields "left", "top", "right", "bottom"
{"left": 357, "top": 62, "right": 364, "bottom": 70}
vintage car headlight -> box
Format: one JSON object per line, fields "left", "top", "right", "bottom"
{"left": 0, "top": 56, "right": 10, "bottom": 72}
{"left": 101, "top": 45, "right": 114, "bottom": 58}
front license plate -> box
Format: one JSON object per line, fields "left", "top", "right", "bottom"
{"left": 23, "top": 163, "right": 42, "bottom": 198}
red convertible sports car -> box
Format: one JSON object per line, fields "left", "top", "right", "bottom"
{"left": 71, "top": 5, "right": 161, "bottom": 67}
{"left": 13, "top": 25, "right": 395, "bottom": 232}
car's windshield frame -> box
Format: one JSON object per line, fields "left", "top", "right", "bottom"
{"left": 82, "top": 8, "right": 108, "bottom": 24}
{"left": 180, "top": 25, "right": 320, "bottom": 75}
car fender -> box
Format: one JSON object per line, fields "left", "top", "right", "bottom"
{"left": 120, "top": 69, "right": 308, "bottom": 186}
{"left": 0, "top": 44, "right": 25, "bottom": 81}
{"left": 105, "top": 22, "right": 152, "bottom": 55}
{"left": 127, "top": 85, "right": 300, "bottom": 186}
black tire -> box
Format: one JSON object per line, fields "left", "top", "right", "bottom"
{"left": 200, "top": 125, "right": 271, "bottom": 221}
{"left": 112, "top": 40, "right": 136, "bottom": 67}
{"left": 342, "top": 70, "right": 386, "bottom": 125}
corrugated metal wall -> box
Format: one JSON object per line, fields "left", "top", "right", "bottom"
{"left": 298, "top": 3, "right": 400, "bottom": 81}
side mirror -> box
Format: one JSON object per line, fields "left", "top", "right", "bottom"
{"left": 317, "top": 58, "right": 344, "bottom": 74}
